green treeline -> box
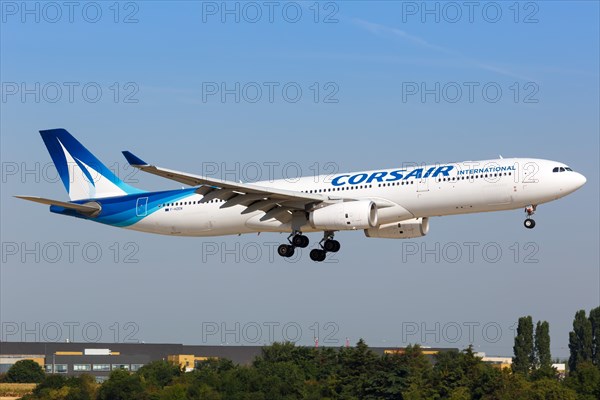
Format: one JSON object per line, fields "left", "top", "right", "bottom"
{"left": 11, "top": 307, "right": 600, "bottom": 400}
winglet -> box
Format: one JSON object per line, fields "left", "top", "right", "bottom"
{"left": 122, "top": 151, "right": 148, "bottom": 166}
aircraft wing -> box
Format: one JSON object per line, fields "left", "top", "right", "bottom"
{"left": 122, "top": 151, "right": 328, "bottom": 221}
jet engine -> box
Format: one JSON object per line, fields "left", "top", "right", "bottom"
{"left": 310, "top": 201, "right": 378, "bottom": 230}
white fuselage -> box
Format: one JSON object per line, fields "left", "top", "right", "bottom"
{"left": 125, "top": 158, "right": 586, "bottom": 237}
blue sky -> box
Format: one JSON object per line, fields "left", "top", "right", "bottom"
{"left": 1, "top": 1, "right": 598, "bottom": 357}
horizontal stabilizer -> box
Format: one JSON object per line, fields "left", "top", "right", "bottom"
{"left": 15, "top": 196, "right": 101, "bottom": 215}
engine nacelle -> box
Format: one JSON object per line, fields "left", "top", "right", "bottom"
{"left": 364, "top": 217, "right": 429, "bottom": 239}
{"left": 310, "top": 201, "right": 378, "bottom": 230}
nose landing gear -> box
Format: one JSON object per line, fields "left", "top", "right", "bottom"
{"left": 524, "top": 205, "right": 537, "bottom": 229}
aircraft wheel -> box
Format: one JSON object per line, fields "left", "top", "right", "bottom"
{"left": 278, "top": 244, "right": 295, "bottom": 257}
{"left": 310, "top": 249, "right": 327, "bottom": 262}
{"left": 524, "top": 219, "right": 536, "bottom": 229}
{"left": 292, "top": 234, "right": 309, "bottom": 248}
{"left": 323, "top": 239, "right": 340, "bottom": 253}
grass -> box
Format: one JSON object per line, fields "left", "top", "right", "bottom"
{"left": 0, "top": 383, "right": 36, "bottom": 398}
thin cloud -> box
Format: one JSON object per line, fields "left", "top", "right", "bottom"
{"left": 351, "top": 18, "right": 533, "bottom": 81}
{"left": 351, "top": 18, "right": 457, "bottom": 55}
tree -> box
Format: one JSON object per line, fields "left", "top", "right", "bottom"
{"left": 63, "top": 374, "right": 97, "bottom": 400}
{"left": 337, "top": 339, "right": 380, "bottom": 398}
{"left": 534, "top": 320, "right": 553, "bottom": 376}
{"left": 512, "top": 316, "right": 534, "bottom": 376}
{"left": 589, "top": 306, "right": 600, "bottom": 368}
{"left": 5, "top": 359, "right": 45, "bottom": 383}
{"left": 27, "top": 374, "right": 97, "bottom": 400}
{"left": 96, "top": 369, "right": 144, "bottom": 400}
{"left": 565, "top": 361, "right": 600, "bottom": 399}
{"left": 528, "top": 378, "right": 577, "bottom": 400}
{"left": 364, "top": 345, "right": 433, "bottom": 400}
{"left": 31, "top": 374, "right": 68, "bottom": 395}
{"left": 137, "top": 360, "right": 181, "bottom": 388}
{"left": 157, "top": 383, "right": 187, "bottom": 400}
{"left": 568, "top": 309, "right": 593, "bottom": 372}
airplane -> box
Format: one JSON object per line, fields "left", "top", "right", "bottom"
{"left": 17, "top": 129, "right": 587, "bottom": 262}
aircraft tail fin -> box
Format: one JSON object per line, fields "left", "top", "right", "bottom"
{"left": 39, "top": 129, "right": 145, "bottom": 201}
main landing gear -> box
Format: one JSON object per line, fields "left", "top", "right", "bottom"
{"left": 309, "top": 232, "right": 340, "bottom": 262}
{"left": 277, "top": 232, "right": 309, "bottom": 258}
{"left": 277, "top": 231, "right": 341, "bottom": 261}
{"left": 524, "top": 205, "right": 537, "bottom": 229}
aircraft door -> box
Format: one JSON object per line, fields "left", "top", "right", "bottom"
{"left": 136, "top": 197, "right": 148, "bottom": 216}
{"left": 417, "top": 177, "right": 429, "bottom": 192}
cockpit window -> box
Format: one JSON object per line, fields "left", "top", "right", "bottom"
{"left": 553, "top": 166, "right": 573, "bottom": 173}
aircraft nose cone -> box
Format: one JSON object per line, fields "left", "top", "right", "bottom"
{"left": 573, "top": 172, "right": 586, "bottom": 190}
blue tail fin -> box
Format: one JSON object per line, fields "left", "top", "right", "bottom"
{"left": 40, "top": 129, "right": 145, "bottom": 201}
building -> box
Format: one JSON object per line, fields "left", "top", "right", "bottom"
{"left": 1, "top": 342, "right": 259, "bottom": 382}
{"left": 478, "top": 354, "right": 513, "bottom": 369}
{"left": 0, "top": 342, "right": 457, "bottom": 382}
{"left": 476, "top": 352, "right": 567, "bottom": 377}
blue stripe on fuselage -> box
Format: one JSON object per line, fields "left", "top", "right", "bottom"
{"left": 50, "top": 188, "right": 199, "bottom": 227}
